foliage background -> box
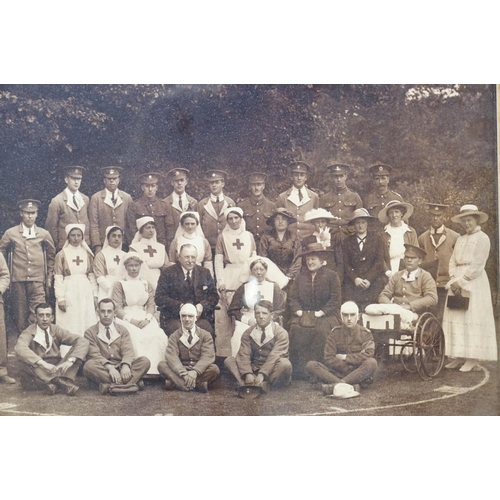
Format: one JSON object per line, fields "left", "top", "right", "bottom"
{"left": 0, "top": 84, "right": 497, "bottom": 301}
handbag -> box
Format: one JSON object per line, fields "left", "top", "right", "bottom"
{"left": 446, "top": 294, "right": 469, "bottom": 310}
{"left": 299, "top": 310, "right": 317, "bottom": 328}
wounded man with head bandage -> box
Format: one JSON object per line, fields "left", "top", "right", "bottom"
{"left": 157, "top": 303, "right": 220, "bottom": 393}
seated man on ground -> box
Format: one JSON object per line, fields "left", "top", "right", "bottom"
{"left": 307, "top": 300, "right": 376, "bottom": 397}
{"left": 158, "top": 303, "right": 219, "bottom": 393}
{"left": 225, "top": 300, "right": 292, "bottom": 395}
{"left": 15, "top": 302, "right": 89, "bottom": 395}
{"left": 364, "top": 244, "right": 438, "bottom": 329}
{"left": 83, "top": 298, "right": 150, "bottom": 395}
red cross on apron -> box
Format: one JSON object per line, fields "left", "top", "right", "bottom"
{"left": 143, "top": 245, "right": 157, "bottom": 257}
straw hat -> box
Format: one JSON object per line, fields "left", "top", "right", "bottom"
{"left": 451, "top": 204, "right": 488, "bottom": 224}
{"left": 378, "top": 199, "right": 414, "bottom": 224}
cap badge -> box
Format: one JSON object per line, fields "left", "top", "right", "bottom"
{"left": 379, "top": 166, "right": 383, "bottom": 171}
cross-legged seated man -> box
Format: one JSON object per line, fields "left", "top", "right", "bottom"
{"left": 83, "top": 298, "right": 150, "bottom": 395}
{"left": 225, "top": 300, "right": 292, "bottom": 394}
{"left": 15, "top": 302, "right": 89, "bottom": 395}
{"left": 306, "top": 301, "right": 377, "bottom": 397}
{"left": 157, "top": 303, "right": 219, "bottom": 393}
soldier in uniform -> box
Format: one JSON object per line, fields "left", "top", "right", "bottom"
{"left": 319, "top": 163, "right": 363, "bottom": 243}
{"left": 418, "top": 203, "right": 460, "bottom": 322}
{"left": 129, "top": 172, "right": 173, "bottom": 246}
{"left": 45, "top": 166, "right": 90, "bottom": 251}
{"left": 275, "top": 161, "right": 319, "bottom": 242}
{"left": 163, "top": 168, "right": 198, "bottom": 248}
{"left": 364, "top": 163, "right": 403, "bottom": 218}
{"left": 89, "top": 166, "right": 135, "bottom": 253}
{"left": 197, "top": 170, "right": 236, "bottom": 253}
{"left": 238, "top": 172, "right": 276, "bottom": 248}
{"left": 0, "top": 199, "right": 55, "bottom": 333}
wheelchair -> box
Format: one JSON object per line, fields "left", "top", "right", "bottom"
{"left": 361, "top": 311, "right": 445, "bottom": 381}
{"left": 361, "top": 259, "right": 445, "bottom": 381}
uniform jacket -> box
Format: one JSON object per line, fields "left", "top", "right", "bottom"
{"left": 163, "top": 192, "right": 198, "bottom": 246}
{"left": 276, "top": 187, "right": 318, "bottom": 241}
{"left": 288, "top": 265, "right": 341, "bottom": 324}
{"left": 324, "top": 324, "right": 375, "bottom": 370}
{"left": 197, "top": 195, "right": 236, "bottom": 248}
{"left": 319, "top": 187, "right": 363, "bottom": 229}
{"left": 238, "top": 196, "right": 276, "bottom": 247}
{"left": 236, "top": 321, "right": 289, "bottom": 377}
{"left": 15, "top": 323, "right": 89, "bottom": 366}
{"left": 0, "top": 253, "right": 10, "bottom": 305}
{"left": 378, "top": 267, "right": 438, "bottom": 313}
{"left": 45, "top": 190, "right": 91, "bottom": 250}
{"left": 84, "top": 322, "right": 135, "bottom": 367}
{"left": 165, "top": 326, "right": 215, "bottom": 377}
{"left": 0, "top": 224, "right": 55, "bottom": 282}
{"left": 155, "top": 263, "right": 219, "bottom": 328}
{"left": 89, "top": 189, "right": 135, "bottom": 247}
{"left": 129, "top": 196, "right": 173, "bottom": 245}
{"left": 364, "top": 189, "right": 403, "bottom": 217}
{"left": 418, "top": 227, "right": 460, "bottom": 287}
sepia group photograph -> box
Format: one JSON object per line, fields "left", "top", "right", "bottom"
{"left": 0, "top": 84, "right": 497, "bottom": 417}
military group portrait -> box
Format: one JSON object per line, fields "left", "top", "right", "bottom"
{"left": 0, "top": 84, "right": 497, "bottom": 415}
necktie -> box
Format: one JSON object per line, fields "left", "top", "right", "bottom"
{"left": 186, "top": 270, "right": 192, "bottom": 287}
{"left": 44, "top": 329, "right": 50, "bottom": 349}
{"left": 357, "top": 236, "right": 366, "bottom": 251}
{"left": 179, "top": 195, "right": 183, "bottom": 211}
{"left": 298, "top": 189, "right": 303, "bottom": 202}
{"left": 29, "top": 227, "right": 32, "bottom": 236}
{"left": 73, "top": 195, "right": 78, "bottom": 209}
{"left": 111, "top": 193, "right": 116, "bottom": 205}
{"left": 216, "top": 196, "right": 220, "bottom": 203}
{"left": 187, "top": 329, "right": 193, "bottom": 344}
{"left": 260, "top": 328, "right": 266, "bottom": 344}
{"left": 106, "top": 327, "right": 111, "bottom": 340}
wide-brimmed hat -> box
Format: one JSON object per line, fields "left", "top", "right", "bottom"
{"left": 451, "top": 204, "right": 488, "bottom": 224}
{"left": 347, "top": 208, "right": 377, "bottom": 225}
{"left": 300, "top": 242, "right": 334, "bottom": 257}
{"left": 378, "top": 199, "right": 414, "bottom": 224}
{"left": 266, "top": 208, "right": 297, "bottom": 226}
{"left": 304, "top": 208, "right": 338, "bottom": 223}
{"left": 332, "top": 383, "right": 360, "bottom": 399}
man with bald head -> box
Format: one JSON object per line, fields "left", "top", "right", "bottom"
{"left": 155, "top": 243, "right": 219, "bottom": 336}
{"left": 157, "top": 303, "right": 219, "bottom": 393}
{"left": 306, "top": 301, "right": 377, "bottom": 396}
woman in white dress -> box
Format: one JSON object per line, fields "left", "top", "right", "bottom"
{"left": 214, "top": 207, "right": 256, "bottom": 357}
{"left": 168, "top": 211, "right": 213, "bottom": 275}
{"left": 443, "top": 204, "right": 498, "bottom": 372}
{"left": 112, "top": 254, "right": 168, "bottom": 376}
{"left": 129, "top": 216, "right": 171, "bottom": 291}
{"left": 54, "top": 224, "right": 98, "bottom": 355}
{"left": 227, "top": 256, "right": 288, "bottom": 356}
{"left": 93, "top": 225, "right": 128, "bottom": 301}
{"left": 378, "top": 200, "right": 419, "bottom": 277}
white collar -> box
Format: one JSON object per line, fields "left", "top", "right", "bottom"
{"left": 430, "top": 225, "right": 445, "bottom": 234}
{"left": 21, "top": 223, "right": 36, "bottom": 239}
{"left": 65, "top": 188, "right": 84, "bottom": 210}
{"left": 210, "top": 193, "right": 224, "bottom": 202}
{"left": 34, "top": 325, "right": 53, "bottom": 352}
{"left": 98, "top": 321, "right": 120, "bottom": 345}
{"left": 402, "top": 268, "right": 420, "bottom": 282}
{"left": 180, "top": 327, "right": 200, "bottom": 348}
{"left": 250, "top": 322, "right": 274, "bottom": 346}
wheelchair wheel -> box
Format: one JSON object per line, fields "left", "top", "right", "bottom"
{"left": 414, "top": 313, "right": 445, "bottom": 380}
{"left": 400, "top": 341, "right": 417, "bottom": 373}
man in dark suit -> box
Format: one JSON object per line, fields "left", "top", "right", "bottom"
{"left": 155, "top": 244, "right": 219, "bottom": 336}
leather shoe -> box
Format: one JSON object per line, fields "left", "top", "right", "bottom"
{"left": 0, "top": 375, "right": 16, "bottom": 384}
{"left": 196, "top": 381, "right": 209, "bottom": 393}
{"left": 137, "top": 380, "right": 145, "bottom": 391}
{"left": 53, "top": 377, "right": 79, "bottom": 396}
{"left": 321, "top": 384, "right": 334, "bottom": 396}
{"left": 46, "top": 383, "right": 57, "bottom": 395}
{"left": 163, "top": 380, "right": 176, "bottom": 391}
{"left": 99, "top": 383, "right": 111, "bottom": 395}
